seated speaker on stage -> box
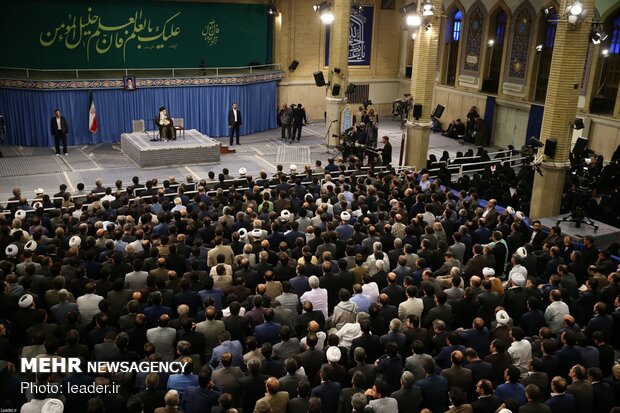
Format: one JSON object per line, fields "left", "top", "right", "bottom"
{"left": 156, "top": 106, "right": 176, "bottom": 141}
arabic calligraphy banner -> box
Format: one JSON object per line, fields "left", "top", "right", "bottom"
{"left": 325, "top": 6, "right": 374, "bottom": 67}
{"left": 0, "top": 0, "right": 270, "bottom": 69}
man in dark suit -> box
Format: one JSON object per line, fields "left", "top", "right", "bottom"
{"left": 381, "top": 136, "right": 392, "bottom": 166}
{"left": 298, "top": 333, "right": 326, "bottom": 387}
{"left": 51, "top": 108, "right": 69, "bottom": 155}
{"left": 545, "top": 376, "right": 575, "bottom": 413}
{"left": 520, "top": 384, "right": 551, "bottom": 413}
{"left": 180, "top": 370, "right": 221, "bottom": 413}
{"left": 228, "top": 103, "right": 242, "bottom": 146}
{"left": 441, "top": 350, "right": 472, "bottom": 398}
{"left": 471, "top": 379, "right": 501, "bottom": 413}
{"left": 566, "top": 365, "right": 593, "bottom": 413}
{"left": 417, "top": 358, "right": 450, "bottom": 413}
{"left": 587, "top": 367, "right": 613, "bottom": 413}
{"left": 238, "top": 359, "right": 270, "bottom": 413}
{"left": 311, "top": 365, "right": 341, "bottom": 413}
{"left": 391, "top": 371, "right": 422, "bottom": 413}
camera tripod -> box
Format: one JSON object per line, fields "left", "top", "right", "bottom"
{"left": 556, "top": 191, "right": 599, "bottom": 231}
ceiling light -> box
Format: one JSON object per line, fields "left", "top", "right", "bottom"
{"left": 543, "top": 6, "right": 556, "bottom": 16}
{"left": 268, "top": 3, "right": 277, "bottom": 15}
{"left": 424, "top": 22, "right": 432, "bottom": 31}
{"left": 488, "top": 39, "right": 495, "bottom": 47}
{"left": 602, "top": 49, "right": 609, "bottom": 56}
{"left": 406, "top": 14, "right": 422, "bottom": 27}
{"left": 536, "top": 44, "right": 543, "bottom": 52}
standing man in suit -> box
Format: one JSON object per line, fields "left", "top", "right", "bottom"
{"left": 228, "top": 103, "right": 242, "bottom": 146}
{"left": 381, "top": 136, "right": 392, "bottom": 166}
{"left": 292, "top": 103, "right": 307, "bottom": 142}
{"left": 51, "top": 108, "right": 69, "bottom": 155}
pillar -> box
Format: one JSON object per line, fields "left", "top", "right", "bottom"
{"left": 398, "top": 29, "right": 409, "bottom": 78}
{"left": 529, "top": 1, "right": 594, "bottom": 219}
{"left": 325, "top": 0, "right": 351, "bottom": 147}
{"left": 405, "top": 0, "right": 442, "bottom": 169}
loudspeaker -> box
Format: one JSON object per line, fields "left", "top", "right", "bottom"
{"left": 544, "top": 138, "right": 557, "bottom": 158}
{"left": 332, "top": 84, "right": 341, "bottom": 96}
{"left": 313, "top": 71, "right": 326, "bottom": 87}
{"left": 573, "top": 137, "right": 588, "bottom": 155}
{"left": 432, "top": 104, "right": 445, "bottom": 119}
{"left": 573, "top": 118, "right": 584, "bottom": 130}
{"left": 289, "top": 60, "right": 299, "bottom": 71}
{"left": 413, "top": 103, "right": 423, "bottom": 119}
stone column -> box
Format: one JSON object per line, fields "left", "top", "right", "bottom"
{"left": 325, "top": 0, "right": 351, "bottom": 146}
{"left": 529, "top": 1, "right": 594, "bottom": 219}
{"left": 404, "top": 0, "right": 443, "bottom": 169}
{"left": 398, "top": 29, "right": 409, "bottom": 78}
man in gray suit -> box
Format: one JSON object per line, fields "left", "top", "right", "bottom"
{"left": 195, "top": 306, "right": 225, "bottom": 361}
{"left": 146, "top": 314, "right": 177, "bottom": 361}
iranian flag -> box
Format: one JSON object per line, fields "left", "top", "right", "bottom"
{"left": 88, "top": 91, "right": 98, "bottom": 133}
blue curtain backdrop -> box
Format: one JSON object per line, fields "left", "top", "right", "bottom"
{"left": 0, "top": 81, "right": 277, "bottom": 147}
{"left": 525, "top": 104, "right": 544, "bottom": 145}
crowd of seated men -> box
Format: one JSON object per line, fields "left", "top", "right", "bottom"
{"left": 0, "top": 157, "right": 619, "bottom": 413}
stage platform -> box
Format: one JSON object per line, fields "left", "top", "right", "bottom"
{"left": 121, "top": 129, "right": 220, "bottom": 168}
{"left": 540, "top": 215, "right": 620, "bottom": 248}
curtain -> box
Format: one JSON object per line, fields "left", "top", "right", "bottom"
{"left": 0, "top": 81, "right": 277, "bottom": 147}
{"left": 525, "top": 104, "right": 544, "bottom": 146}
{"left": 483, "top": 96, "right": 495, "bottom": 147}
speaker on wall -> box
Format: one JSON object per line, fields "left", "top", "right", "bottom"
{"left": 544, "top": 138, "right": 557, "bottom": 158}
{"left": 313, "top": 71, "right": 326, "bottom": 87}
{"left": 573, "top": 137, "right": 588, "bottom": 157}
{"left": 332, "top": 84, "right": 341, "bottom": 96}
{"left": 289, "top": 60, "right": 299, "bottom": 71}
{"left": 413, "top": 103, "right": 423, "bottom": 119}
{"left": 432, "top": 104, "right": 445, "bottom": 119}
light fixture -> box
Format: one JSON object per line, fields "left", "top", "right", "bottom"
{"left": 488, "top": 39, "right": 495, "bottom": 47}
{"left": 602, "top": 49, "right": 609, "bottom": 57}
{"left": 407, "top": 14, "right": 422, "bottom": 27}
{"left": 424, "top": 22, "right": 432, "bottom": 31}
{"left": 543, "top": 6, "right": 556, "bottom": 17}
{"left": 590, "top": 27, "right": 608, "bottom": 44}
{"left": 320, "top": 11, "right": 335, "bottom": 24}
{"left": 313, "top": 1, "right": 334, "bottom": 24}
{"left": 268, "top": 2, "right": 277, "bottom": 15}
{"left": 565, "top": 0, "right": 587, "bottom": 27}
{"left": 411, "top": 32, "right": 417, "bottom": 39}
{"left": 568, "top": 1, "right": 583, "bottom": 16}
{"left": 313, "top": 1, "right": 329, "bottom": 12}
{"left": 536, "top": 44, "right": 543, "bottom": 52}
{"left": 400, "top": 2, "right": 417, "bottom": 15}
{"left": 422, "top": 0, "right": 434, "bottom": 16}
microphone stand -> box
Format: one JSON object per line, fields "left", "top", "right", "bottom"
{"left": 323, "top": 119, "right": 338, "bottom": 155}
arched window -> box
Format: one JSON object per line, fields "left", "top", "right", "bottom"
{"left": 445, "top": 9, "right": 463, "bottom": 85}
{"left": 453, "top": 10, "right": 463, "bottom": 41}
{"left": 592, "top": 13, "right": 620, "bottom": 113}
{"left": 534, "top": 11, "right": 557, "bottom": 102}
{"left": 483, "top": 10, "right": 508, "bottom": 93}
{"left": 610, "top": 15, "right": 620, "bottom": 54}
{"left": 496, "top": 11, "right": 507, "bottom": 42}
